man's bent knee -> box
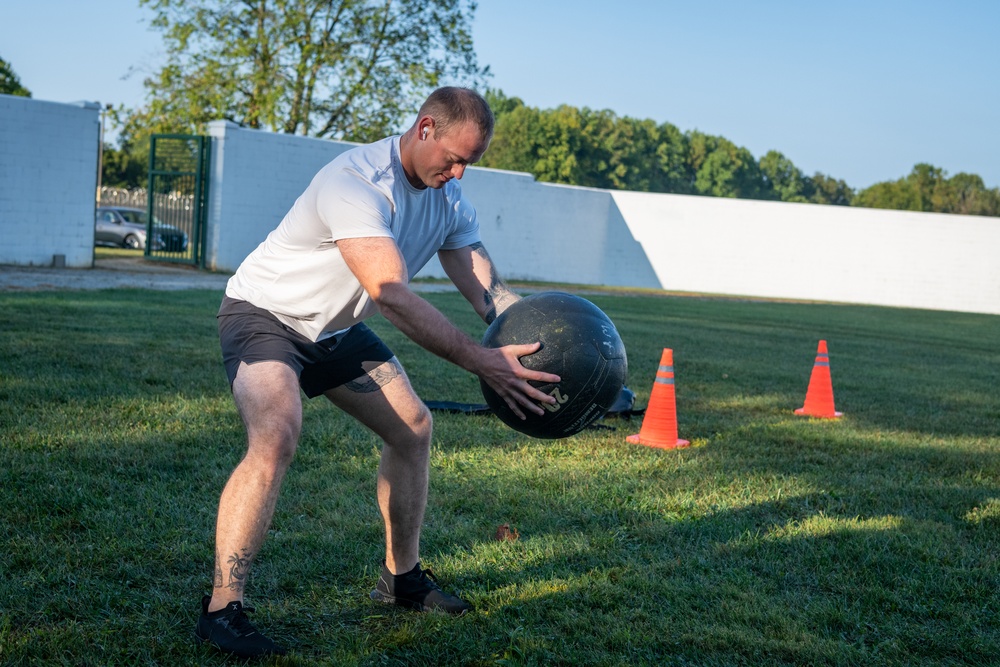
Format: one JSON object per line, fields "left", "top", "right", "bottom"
{"left": 412, "top": 405, "right": 433, "bottom": 445}
{"left": 245, "top": 423, "right": 299, "bottom": 470}
{"left": 233, "top": 360, "right": 302, "bottom": 471}
{"left": 383, "top": 405, "right": 432, "bottom": 457}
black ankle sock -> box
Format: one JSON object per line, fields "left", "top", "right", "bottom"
{"left": 384, "top": 561, "right": 421, "bottom": 578}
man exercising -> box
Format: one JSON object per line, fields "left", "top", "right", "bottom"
{"left": 195, "top": 87, "right": 560, "bottom": 658}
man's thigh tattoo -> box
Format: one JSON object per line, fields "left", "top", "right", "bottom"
{"left": 345, "top": 358, "right": 403, "bottom": 393}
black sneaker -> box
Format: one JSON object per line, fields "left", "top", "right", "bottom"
{"left": 195, "top": 595, "right": 287, "bottom": 658}
{"left": 370, "top": 561, "right": 472, "bottom": 615}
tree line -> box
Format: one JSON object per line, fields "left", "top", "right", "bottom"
{"left": 2, "top": 0, "right": 997, "bottom": 218}
{"left": 480, "top": 91, "right": 1000, "bottom": 217}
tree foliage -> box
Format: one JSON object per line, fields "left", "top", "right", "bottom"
{"left": 759, "top": 151, "right": 854, "bottom": 206}
{"left": 854, "top": 164, "right": 1000, "bottom": 216}
{"left": 482, "top": 91, "right": 855, "bottom": 205}
{"left": 0, "top": 56, "right": 31, "bottom": 97}
{"left": 123, "top": 0, "right": 485, "bottom": 146}
{"left": 689, "top": 132, "right": 764, "bottom": 199}
{"left": 480, "top": 92, "right": 698, "bottom": 195}
{"left": 482, "top": 92, "right": 998, "bottom": 217}
{"left": 101, "top": 144, "right": 147, "bottom": 190}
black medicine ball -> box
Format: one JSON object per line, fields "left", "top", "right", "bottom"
{"left": 480, "top": 291, "right": 628, "bottom": 439}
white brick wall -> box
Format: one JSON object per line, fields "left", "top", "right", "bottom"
{"left": 206, "top": 120, "right": 357, "bottom": 272}
{"left": 0, "top": 95, "right": 100, "bottom": 267}
{"left": 205, "top": 123, "right": 1000, "bottom": 315}
{"left": 204, "top": 123, "right": 660, "bottom": 288}
{"left": 454, "top": 170, "right": 660, "bottom": 288}
{"left": 612, "top": 191, "right": 1000, "bottom": 315}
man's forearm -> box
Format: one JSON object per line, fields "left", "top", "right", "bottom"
{"left": 374, "top": 282, "right": 482, "bottom": 373}
{"left": 483, "top": 285, "right": 520, "bottom": 324}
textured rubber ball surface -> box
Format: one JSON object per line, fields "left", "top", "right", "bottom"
{"left": 480, "top": 292, "right": 627, "bottom": 439}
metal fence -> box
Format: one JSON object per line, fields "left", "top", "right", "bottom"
{"left": 97, "top": 187, "right": 195, "bottom": 217}
{"left": 146, "top": 134, "right": 210, "bottom": 266}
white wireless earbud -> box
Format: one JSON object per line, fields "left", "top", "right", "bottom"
{"left": 422, "top": 128, "right": 428, "bottom": 140}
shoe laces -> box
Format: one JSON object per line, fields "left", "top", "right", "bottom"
{"left": 409, "top": 566, "right": 443, "bottom": 591}
{"left": 221, "top": 602, "right": 259, "bottom": 637}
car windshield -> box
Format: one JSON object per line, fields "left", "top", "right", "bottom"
{"left": 116, "top": 210, "right": 167, "bottom": 226}
{"left": 118, "top": 210, "right": 149, "bottom": 225}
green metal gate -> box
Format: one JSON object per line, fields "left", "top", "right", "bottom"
{"left": 146, "top": 134, "right": 211, "bottom": 266}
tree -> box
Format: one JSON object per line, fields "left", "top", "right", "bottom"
{"left": 759, "top": 150, "right": 808, "bottom": 202}
{"left": 478, "top": 92, "right": 546, "bottom": 175}
{"left": 0, "top": 56, "right": 31, "bottom": 97}
{"left": 690, "top": 133, "right": 763, "bottom": 199}
{"left": 807, "top": 173, "right": 853, "bottom": 206}
{"left": 853, "top": 163, "right": 943, "bottom": 212}
{"left": 585, "top": 113, "right": 667, "bottom": 192}
{"left": 484, "top": 95, "right": 695, "bottom": 195}
{"left": 484, "top": 88, "right": 524, "bottom": 117}
{"left": 758, "top": 154, "right": 854, "bottom": 206}
{"left": 482, "top": 95, "right": 997, "bottom": 216}
{"left": 478, "top": 95, "right": 593, "bottom": 186}
{"left": 909, "top": 163, "right": 947, "bottom": 211}
{"left": 101, "top": 143, "right": 147, "bottom": 189}
{"left": 853, "top": 179, "right": 915, "bottom": 211}
{"left": 652, "top": 122, "right": 693, "bottom": 195}
{"left": 854, "top": 164, "right": 1000, "bottom": 217}
{"left": 128, "top": 0, "right": 485, "bottom": 142}
{"left": 533, "top": 105, "right": 587, "bottom": 184}
{"left": 936, "top": 172, "right": 1000, "bottom": 216}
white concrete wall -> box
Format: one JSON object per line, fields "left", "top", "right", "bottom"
{"left": 204, "top": 123, "right": 1000, "bottom": 315}
{"left": 613, "top": 191, "right": 1000, "bottom": 315}
{"left": 449, "top": 169, "right": 659, "bottom": 288}
{"left": 204, "top": 122, "right": 659, "bottom": 288}
{"left": 0, "top": 95, "right": 100, "bottom": 268}
{"left": 206, "top": 120, "right": 357, "bottom": 271}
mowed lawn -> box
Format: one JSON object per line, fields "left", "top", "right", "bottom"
{"left": 1, "top": 286, "right": 998, "bottom": 666}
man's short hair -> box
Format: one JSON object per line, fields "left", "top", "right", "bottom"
{"left": 418, "top": 87, "right": 494, "bottom": 142}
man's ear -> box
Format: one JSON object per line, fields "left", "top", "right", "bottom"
{"left": 419, "top": 117, "right": 435, "bottom": 140}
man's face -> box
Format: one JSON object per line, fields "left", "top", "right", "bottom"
{"left": 412, "top": 121, "right": 491, "bottom": 189}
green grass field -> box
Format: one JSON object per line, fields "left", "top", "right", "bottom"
{"left": 1, "top": 287, "right": 998, "bottom": 666}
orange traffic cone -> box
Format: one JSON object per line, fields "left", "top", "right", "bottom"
{"left": 794, "top": 340, "right": 843, "bottom": 418}
{"left": 627, "top": 348, "right": 690, "bottom": 449}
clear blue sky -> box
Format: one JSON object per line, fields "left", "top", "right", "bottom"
{"left": 3, "top": 0, "right": 997, "bottom": 190}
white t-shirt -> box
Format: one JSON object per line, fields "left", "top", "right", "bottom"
{"left": 226, "top": 136, "right": 481, "bottom": 341}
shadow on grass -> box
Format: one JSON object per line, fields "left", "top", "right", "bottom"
{"left": 4, "top": 397, "right": 1000, "bottom": 665}
{"left": 3, "top": 289, "right": 1000, "bottom": 664}
{"left": 420, "top": 425, "right": 1000, "bottom": 665}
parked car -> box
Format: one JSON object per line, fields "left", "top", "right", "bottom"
{"left": 95, "top": 206, "right": 189, "bottom": 252}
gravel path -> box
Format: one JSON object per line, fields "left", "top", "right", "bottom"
{"left": 0, "top": 257, "right": 232, "bottom": 292}
{"left": 0, "top": 257, "right": 462, "bottom": 293}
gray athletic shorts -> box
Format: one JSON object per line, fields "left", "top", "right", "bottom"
{"left": 217, "top": 296, "right": 394, "bottom": 398}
